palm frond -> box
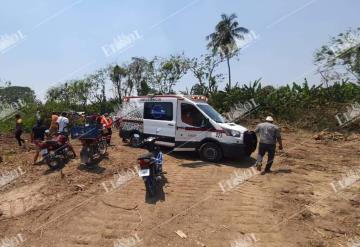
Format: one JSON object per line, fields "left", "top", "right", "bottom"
{"left": 228, "top": 13, "right": 237, "bottom": 21}
{"left": 233, "top": 27, "right": 249, "bottom": 34}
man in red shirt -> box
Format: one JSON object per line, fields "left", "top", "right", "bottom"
{"left": 100, "top": 113, "right": 113, "bottom": 145}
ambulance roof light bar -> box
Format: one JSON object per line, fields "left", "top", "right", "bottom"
{"left": 190, "top": 95, "right": 208, "bottom": 101}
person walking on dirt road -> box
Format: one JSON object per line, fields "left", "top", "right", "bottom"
{"left": 254, "top": 116, "right": 283, "bottom": 174}
{"left": 15, "top": 114, "right": 25, "bottom": 147}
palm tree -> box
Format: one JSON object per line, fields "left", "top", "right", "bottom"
{"left": 207, "top": 13, "right": 249, "bottom": 89}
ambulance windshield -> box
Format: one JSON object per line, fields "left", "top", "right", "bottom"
{"left": 197, "top": 104, "right": 226, "bottom": 123}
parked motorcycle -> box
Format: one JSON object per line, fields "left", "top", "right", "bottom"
{"left": 137, "top": 137, "right": 164, "bottom": 197}
{"left": 78, "top": 126, "right": 107, "bottom": 165}
{"left": 36, "top": 134, "right": 75, "bottom": 169}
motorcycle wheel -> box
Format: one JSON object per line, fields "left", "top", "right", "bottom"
{"left": 130, "top": 133, "right": 143, "bottom": 148}
{"left": 80, "top": 146, "right": 91, "bottom": 164}
{"left": 144, "top": 177, "right": 156, "bottom": 197}
{"left": 46, "top": 157, "right": 61, "bottom": 169}
{"left": 98, "top": 140, "right": 107, "bottom": 156}
{"left": 66, "top": 150, "right": 75, "bottom": 160}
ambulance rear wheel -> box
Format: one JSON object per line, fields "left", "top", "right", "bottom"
{"left": 199, "top": 142, "right": 223, "bottom": 162}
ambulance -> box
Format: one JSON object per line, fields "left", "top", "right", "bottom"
{"left": 118, "top": 95, "right": 257, "bottom": 162}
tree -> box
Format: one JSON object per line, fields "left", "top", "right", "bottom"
{"left": 138, "top": 79, "right": 152, "bottom": 95}
{"left": 206, "top": 13, "right": 249, "bottom": 89}
{"left": 190, "top": 83, "right": 208, "bottom": 95}
{"left": 148, "top": 55, "right": 189, "bottom": 94}
{"left": 314, "top": 28, "right": 360, "bottom": 84}
{"left": 68, "top": 79, "right": 92, "bottom": 108}
{"left": 46, "top": 85, "right": 65, "bottom": 103}
{"left": 125, "top": 57, "right": 153, "bottom": 96}
{"left": 189, "top": 53, "right": 224, "bottom": 95}
{"left": 46, "top": 79, "right": 92, "bottom": 110}
{"left": 0, "top": 85, "right": 35, "bottom": 104}
{"left": 110, "top": 65, "right": 127, "bottom": 102}
{"left": 86, "top": 68, "right": 109, "bottom": 113}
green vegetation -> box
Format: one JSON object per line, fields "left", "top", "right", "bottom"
{"left": 209, "top": 79, "right": 360, "bottom": 130}
{"left": 1, "top": 14, "right": 359, "bottom": 133}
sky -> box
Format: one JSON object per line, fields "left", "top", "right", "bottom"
{"left": 0, "top": 0, "right": 359, "bottom": 100}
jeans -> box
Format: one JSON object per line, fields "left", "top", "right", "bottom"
{"left": 106, "top": 128, "right": 112, "bottom": 144}
{"left": 256, "top": 143, "right": 276, "bottom": 171}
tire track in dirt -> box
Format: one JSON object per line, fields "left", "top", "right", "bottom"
{"left": 135, "top": 134, "right": 360, "bottom": 247}
{"left": 25, "top": 179, "right": 145, "bottom": 247}
{"left": 151, "top": 169, "right": 289, "bottom": 247}
{"left": 124, "top": 155, "right": 283, "bottom": 247}
{"left": 22, "top": 152, "right": 247, "bottom": 247}
{"left": 23, "top": 145, "right": 287, "bottom": 247}
{"left": 5, "top": 132, "right": 360, "bottom": 247}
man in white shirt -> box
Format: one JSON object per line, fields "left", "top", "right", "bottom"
{"left": 57, "top": 112, "right": 69, "bottom": 135}
{"left": 254, "top": 116, "right": 283, "bottom": 174}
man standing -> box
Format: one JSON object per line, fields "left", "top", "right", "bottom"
{"left": 49, "top": 112, "right": 58, "bottom": 136}
{"left": 254, "top": 116, "right": 283, "bottom": 174}
{"left": 100, "top": 113, "right": 113, "bottom": 145}
{"left": 57, "top": 112, "right": 69, "bottom": 136}
{"left": 31, "top": 119, "right": 47, "bottom": 164}
{"left": 14, "top": 114, "right": 25, "bottom": 147}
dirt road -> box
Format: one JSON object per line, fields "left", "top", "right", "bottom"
{"left": 0, "top": 129, "right": 359, "bottom": 247}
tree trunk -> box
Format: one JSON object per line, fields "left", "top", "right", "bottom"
{"left": 226, "top": 56, "right": 231, "bottom": 89}
{"left": 117, "top": 77, "right": 122, "bottom": 103}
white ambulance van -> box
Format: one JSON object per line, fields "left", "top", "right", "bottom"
{"left": 118, "top": 95, "right": 257, "bottom": 162}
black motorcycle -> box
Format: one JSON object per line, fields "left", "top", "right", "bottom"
{"left": 77, "top": 126, "right": 107, "bottom": 165}
{"left": 137, "top": 137, "right": 164, "bottom": 197}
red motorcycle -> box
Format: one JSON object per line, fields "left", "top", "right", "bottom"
{"left": 36, "top": 134, "right": 76, "bottom": 169}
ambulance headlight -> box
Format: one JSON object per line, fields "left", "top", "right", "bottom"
{"left": 231, "top": 130, "right": 241, "bottom": 137}
{"left": 224, "top": 128, "right": 241, "bottom": 137}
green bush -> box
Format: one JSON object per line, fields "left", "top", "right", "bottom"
{"left": 209, "top": 79, "right": 360, "bottom": 130}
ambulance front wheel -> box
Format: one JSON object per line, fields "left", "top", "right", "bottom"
{"left": 199, "top": 142, "right": 223, "bottom": 162}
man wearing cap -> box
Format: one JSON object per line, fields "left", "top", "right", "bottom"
{"left": 254, "top": 116, "right": 283, "bottom": 174}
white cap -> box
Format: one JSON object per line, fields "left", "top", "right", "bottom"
{"left": 266, "top": 116, "right": 274, "bottom": 122}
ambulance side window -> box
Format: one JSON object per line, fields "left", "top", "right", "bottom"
{"left": 144, "top": 102, "right": 173, "bottom": 121}
{"left": 181, "top": 103, "right": 209, "bottom": 128}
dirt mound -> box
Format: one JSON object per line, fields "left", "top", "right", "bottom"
{"left": 313, "top": 131, "right": 345, "bottom": 141}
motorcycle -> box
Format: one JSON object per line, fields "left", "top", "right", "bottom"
{"left": 137, "top": 137, "right": 164, "bottom": 197}
{"left": 36, "top": 134, "right": 75, "bottom": 169}
{"left": 79, "top": 127, "right": 107, "bottom": 165}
